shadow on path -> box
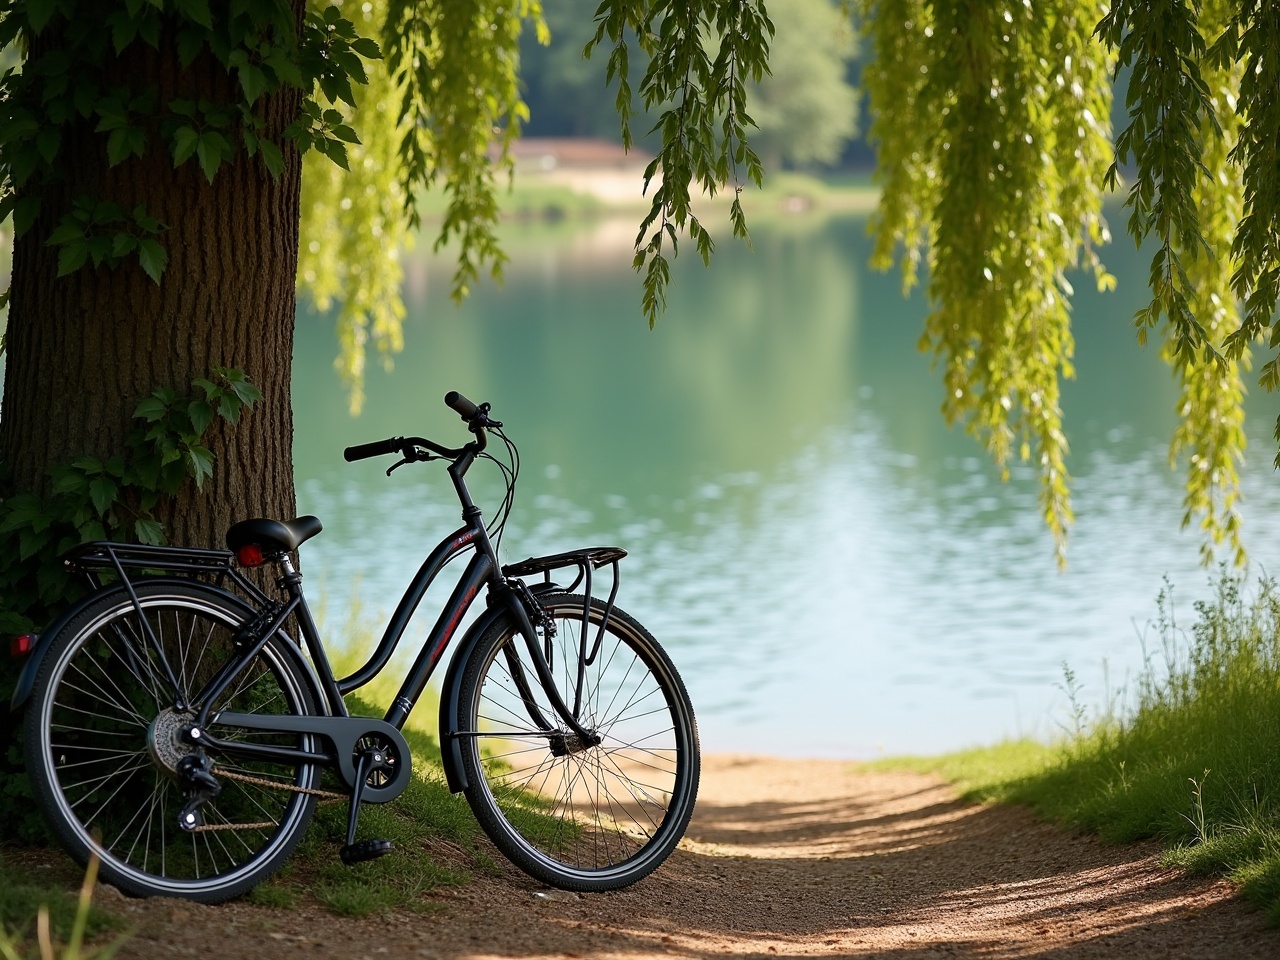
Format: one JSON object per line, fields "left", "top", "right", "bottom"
{"left": 104, "top": 754, "right": 1278, "bottom": 960}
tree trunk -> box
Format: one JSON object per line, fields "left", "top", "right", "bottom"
{"left": 0, "top": 13, "right": 303, "bottom": 550}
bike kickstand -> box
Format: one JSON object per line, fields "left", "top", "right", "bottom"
{"left": 339, "top": 750, "right": 394, "bottom": 866}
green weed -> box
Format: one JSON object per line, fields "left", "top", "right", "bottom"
{"left": 893, "top": 569, "right": 1280, "bottom": 921}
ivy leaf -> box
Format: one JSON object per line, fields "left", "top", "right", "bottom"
{"left": 187, "top": 398, "right": 214, "bottom": 435}
{"left": 227, "top": 378, "right": 262, "bottom": 406}
{"left": 171, "top": 126, "right": 199, "bottom": 167}
{"left": 186, "top": 445, "right": 214, "bottom": 487}
{"left": 56, "top": 241, "right": 89, "bottom": 277}
{"left": 133, "top": 395, "right": 168, "bottom": 422}
{"left": 50, "top": 470, "right": 88, "bottom": 496}
{"left": 134, "top": 518, "right": 165, "bottom": 545}
{"left": 137, "top": 238, "right": 167, "bottom": 283}
{"left": 112, "top": 233, "right": 139, "bottom": 258}
{"left": 175, "top": 0, "right": 213, "bottom": 29}
{"left": 0, "top": 494, "right": 45, "bottom": 533}
{"left": 258, "top": 139, "right": 284, "bottom": 179}
{"left": 88, "top": 477, "right": 118, "bottom": 515}
{"left": 195, "top": 131, "right": 227, "bottom": 182}
{"left": 36, "top": 127, "right": 59, "bottom": 164}
{"left": 27, "top": 0, "right": 57, "bottom": 34}
{"left": 13, "top": 197, "right": 41, "bottom": 236}
{"left": 19, "top": 528, "right": 49, "bottom": 561}
{"left": 176, "top": 26, "right": 206, "bottom": 67}
{"left": 78, "top": 521, "right": 107, "bottom": 544}
{"left": 46, "top": 222, "right": 85, "bottom": 246}
{"left": 238, "top": 64, "right": 269, "bottom": 105}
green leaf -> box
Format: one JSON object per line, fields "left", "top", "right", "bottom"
{"left": 228, "top": 378, "right": 261, "bottom": 406}
{"left": 195, "top": 131, "right": 227, "bottom": 182}
{"left": 27, "top": 0, "right": 57, "bottom": 33}
{"left": 186, "top": 445, "right": 215, "bottom": 487}
{"left": 187, "top": 398, "right": 214, "bottom": 435}
{"left": 133, "top": 395, "right": 169, "bottom": 421}
{"left": 176, "top": 0, "right": 213, "bottom": 29}
{"left": 258, "top": 139, "right": 284, "bottom": 179}
{"left": 238, "top": 64, "right": 269, "bottom": 105}
{"left": 50, "top": 470, "right": 88, "bottom": 495}
{"left": 134, "top": 518, "right": 165, "bottom": 545}
{"left": 45, "top": 223, "right": 83, "bottom": 247}
{"left": 13, "top": 197, "right": 41, "bottom": 237}
{"left": 19, "top": 528, "right": 49, "bottom": 561}
{"left": 172, "top": 126, "right": 199, "bottom": 166}
{"left": 71, "top": 456, "right": 104, "bottom": 474}
{"left": 351, "top": 37, "right": 381, "bottom": 60}
{"left": 56, "top": 241, "right": 88, "bottom": 277}
{"left": 137, "top": 238, "right": 167, "bottom": 283}
{"left": 36, "top": 126, "right": 59, "bottom": 165}
{"left": 88, "top": 477, "right": 118, "bottom": 515}
{"left": 78, "top": 521, "right": 107, "bottom": 544}
{"left": 111, "top": 233, "right": 139, "bottom": 257}
{"left": 177, "top": 26, "right": 207, "bottom": 67}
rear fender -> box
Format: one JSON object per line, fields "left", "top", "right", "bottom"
{"left": 9, "top": 580, "right": 329, "bottom": 720}
{"left": 8, "top": 584, "right": 132, "bottom": 714}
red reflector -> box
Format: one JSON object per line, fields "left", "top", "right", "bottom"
{"left": 10, "top": 634, "right": 35, "bottom": 658}
{"left": 236, "top": 545, "right": 266, "bottom": 568}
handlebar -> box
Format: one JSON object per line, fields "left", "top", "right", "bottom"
{"left": 343, "top": 437, "right": 404, "bottom": 462}
{"left": 444, "top": 390, "right": 480, "bottom": 421}
{"left": 343, "top": 391, "right": 495, "bottom": 466}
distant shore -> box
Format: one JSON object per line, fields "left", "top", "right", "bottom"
{"left": 419, "top": 168, "right": 881, "bottom": 223}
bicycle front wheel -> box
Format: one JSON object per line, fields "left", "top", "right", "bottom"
{"left": 456, "top": 593, "right": 699, "bottom": 891}
{"left": 24, "top": 581, "right": 321, "bottom": 902}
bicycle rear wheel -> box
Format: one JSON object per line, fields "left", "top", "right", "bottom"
{"left": 24, "top": 581, "right": 321, "bottom": 902}
{"left": 456, "top": 594, "right": 699, "bottom": 891}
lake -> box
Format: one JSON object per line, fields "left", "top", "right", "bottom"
{"left": 293, "top": 210, "right": 1280, "bottom": 759}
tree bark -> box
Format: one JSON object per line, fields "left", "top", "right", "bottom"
{"left": 0, "top": 10, "right": 304, "bottom": 549}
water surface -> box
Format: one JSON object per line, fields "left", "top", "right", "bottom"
{"left": 294, "top": 213, "right": 1280, "bottom": 757}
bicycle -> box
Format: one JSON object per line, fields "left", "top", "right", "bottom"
{"left": 10, "top": 392, "right": 700, "bottom": 902}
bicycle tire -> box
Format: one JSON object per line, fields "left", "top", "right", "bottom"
{"left": 455, "top": 593, "right": 699, "bottom": 891}
{"left": 24, "top": 581, "right": 322, "bottom": 902}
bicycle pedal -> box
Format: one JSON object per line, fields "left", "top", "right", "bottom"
{"left": 339, "top": 839, "right": 393, "bottom": 866}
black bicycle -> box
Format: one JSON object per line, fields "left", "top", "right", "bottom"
{"left": 11, "top": 392, "right": 699, "bottom": 902}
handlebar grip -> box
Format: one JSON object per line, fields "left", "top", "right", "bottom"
{"left": 444, "top": 391, "right": 480, "bottom": 420}
{"left": 343, "top": 437, "right": 402, "bottom": 462}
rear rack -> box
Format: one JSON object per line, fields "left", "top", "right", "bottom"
{"left": 63, "top": 540, "right": 272, "bottom": 608}
{"left": 65, "top": 541, "right": 235, "bottom": 576}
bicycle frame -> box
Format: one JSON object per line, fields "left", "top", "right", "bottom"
{"left": 40, "top": 437, "right": 604, "bottom": 792}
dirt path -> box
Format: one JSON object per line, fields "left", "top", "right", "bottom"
{"left": 88, "top": 755, "right": 1280, "bottom": 958}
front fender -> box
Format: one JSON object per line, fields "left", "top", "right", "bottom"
{"left": 437, "top": 582, "right": 560, "bottom": 793}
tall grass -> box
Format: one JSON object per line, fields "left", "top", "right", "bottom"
{"left": 894, "top": 570, "right": 1280, "bottom": 922}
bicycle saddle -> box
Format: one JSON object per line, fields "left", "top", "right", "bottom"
{"left": 226, "top": 515, "right": 323, "bottom": 554}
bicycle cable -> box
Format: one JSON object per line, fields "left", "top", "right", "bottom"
{"left": 478, "top": 425, "right": 520, "bottom": 556}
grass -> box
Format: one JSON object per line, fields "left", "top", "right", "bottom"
{"left": 0, "top": 855, "right": 127, "bottom": 960}
{"left": 258, "top": 696, "right": 485, "bottom": 917}
{"left": 882, "top": 569, "right": 1280, "bottom": 923}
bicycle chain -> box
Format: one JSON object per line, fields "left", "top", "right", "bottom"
{"left": 188, "top": 766, "right": 347, "bottom": 834}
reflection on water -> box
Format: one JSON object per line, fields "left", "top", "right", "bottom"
{"left": 294, "top": 213, "right": 1280, "bottom": 757}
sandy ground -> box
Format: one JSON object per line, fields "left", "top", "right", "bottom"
{"left": 57, "top": 755, "right": 1280, "bottom": 958}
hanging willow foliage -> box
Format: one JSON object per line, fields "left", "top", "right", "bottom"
{"left": 861, "top": 0, "right": 1280, "bottom": 565}
{"left": 297, "top": 0, "right": 772, "bottom": 405}
{"left": 859, "top": 0, "right": 1114, "bottom": 564}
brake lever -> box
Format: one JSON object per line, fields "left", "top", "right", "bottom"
{"left": 386, "top": 446, "right": 436, "bottom": 475}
